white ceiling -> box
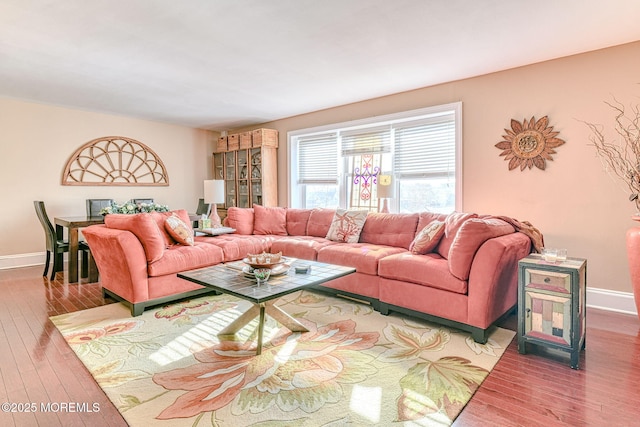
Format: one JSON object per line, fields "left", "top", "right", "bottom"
{"left": 2, "top": 0, "right": 640, "bottom": 131}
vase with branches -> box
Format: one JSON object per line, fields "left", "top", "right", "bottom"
{"left": 586, "top": 97, "right": 640, "bottom": 318}
{"left": 586, "top": 99, "right": 640, "bottom": 212}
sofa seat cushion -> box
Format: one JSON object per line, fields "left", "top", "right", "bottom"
{"left": 378, "top": 252, "right": 468, "bottom": 294}
{"left": 359, "top": 212, "right": 419, "bottom": 250}
{"left": 195, "top": 234, "right": 275, "bottom": 262}
{"left": 317, "top": 243, "right": 406, "bottom": 275}
{"left": 270, "top": 236, "right": 340, "bottom": 261}
{"left": 147, "top": 242, "right": 224, "bottom": 277}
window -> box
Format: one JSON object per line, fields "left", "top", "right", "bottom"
{"left": 288, "top": 102, "right": 461, "bottom": 213}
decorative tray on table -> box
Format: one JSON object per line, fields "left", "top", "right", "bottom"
{"left": 242, "top": 251, "right": 284, "bottom": 269}
{"left": 242, "top": 263, "right": 291, "bottom": 278}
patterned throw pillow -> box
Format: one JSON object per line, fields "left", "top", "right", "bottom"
{"left": 325, "top": 209, "right": 368, "bottom": 243}
{"left": 410, "top": 220, "right": 446, "bottom": 254}
{"left": 164, "top": 213, "right": 194, "bottom": 246}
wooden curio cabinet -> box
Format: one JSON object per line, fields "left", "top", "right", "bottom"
{"left": 213, "top": 128, "right": 278, "bottom": 210}
{"left": 517, "top": 254, "right": 587, "bottom": 369}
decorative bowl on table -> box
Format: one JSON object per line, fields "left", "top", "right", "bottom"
{"left": 243, "top": 251, "right": 284, "bottom": 270}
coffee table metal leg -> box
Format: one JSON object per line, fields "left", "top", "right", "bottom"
{"left": 265, "top": 304, "right": 309, "bottom": 333}
{"left": 219, "top": 305, "right": 260, "bottom": 335}
{"left": 218, "top": 301, "right": 308, "bottom": 355}
{"left": 256, "top": 304, "right": 266, "bottom": 355}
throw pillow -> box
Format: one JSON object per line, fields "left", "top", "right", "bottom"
{"left": 164, "top": 213, "right": 194, "bottom": 246}
{"left": 150, "top": 209, "right": 192, "bottom": 246}
{"left": 410, "top": 220, "right": 445, "bottom": 254}
{"left": 325, "top": 209, "right": 368, "bottom": 243}
{"left": 253, "top": 204, "right": 287, "bottom": 235}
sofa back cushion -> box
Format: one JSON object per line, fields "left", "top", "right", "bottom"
{"left": 437, "top": 212, "right": 478, "bottom": 259}
{"left": 306, "top": 208, "right": 336, "bottom": 237}
{"left": 253, "top": 205, "right": 287, "bottom": 235}
{"left": 448, "top": 218, "right": 515, "bottom": 280}
{"left": 359, "top": 212, "right": 419, "bottom": 250}
{"left": 225, "top": 207, "right": 254, "bottom": 235}
{"left": 416, "top": 212, "right": 447, "bottom": 232}
{"left": 104, "top": 213, "right": 165, "bottom": 262}
{"left": 286, "top": 208, "right": 312, "bottom": 236}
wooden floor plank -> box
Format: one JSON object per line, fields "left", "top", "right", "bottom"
{"left": 1, "top": 265, "right": 639, "bottom": 426}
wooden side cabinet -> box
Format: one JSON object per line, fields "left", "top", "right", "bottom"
{"left": 213, "top": 128, "right": 278, "bottom": 209}
{"left": 517, "top": 254, "right": 587, "bottom": 369}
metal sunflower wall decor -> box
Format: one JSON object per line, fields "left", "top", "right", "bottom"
{"left": 495, "top": 116, "right": 566, "bottom": 171}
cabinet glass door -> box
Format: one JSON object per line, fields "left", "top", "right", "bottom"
{"left": 213, "top": 153, "right": 224, "bottom": 180}
{"left": 250, "top": 148, "right": 263, "bottom": 205}
{"left": 237, "top": 150, "right": 250, "bottom": 207}
{"left": 224, "top": 152, "right": 236, "bottom": 207}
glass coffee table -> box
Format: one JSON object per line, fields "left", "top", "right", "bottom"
{"left": 178, "top": 259, "right": 355, "bottom": 354}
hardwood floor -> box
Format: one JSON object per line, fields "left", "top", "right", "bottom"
{"left": 0, "top": 266, "right": 638, "bottom": 426}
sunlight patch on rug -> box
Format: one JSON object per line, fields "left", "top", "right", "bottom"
{"left": 51, "top": 291, "right": 514, "bottom": 426}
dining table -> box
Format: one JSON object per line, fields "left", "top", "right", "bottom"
{"left": 54, "top": 215, "right": 105, "bottom": 283}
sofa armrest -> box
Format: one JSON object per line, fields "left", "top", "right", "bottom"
{"left": 466, "top": 232, "right": 531, "bottom": 328}
{"left": 82, "top": 225, "right": 150, "bottom": 303}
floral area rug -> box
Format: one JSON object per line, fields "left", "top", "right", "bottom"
{"left": 50, "top": 291, "right": 514, "bottom": 426}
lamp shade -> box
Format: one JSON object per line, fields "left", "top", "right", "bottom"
{"left": 377, "top": 175, "right": 395, "bottom": 198}
{"left": 204, "top": 180, "right": 225, "bottom": 204}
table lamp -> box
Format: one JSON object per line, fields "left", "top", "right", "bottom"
{"left": 377, "top": 174, "right": 395, "bottom": 213}
{"left": 204, "top": 180, "right": 225, "bottom": 227}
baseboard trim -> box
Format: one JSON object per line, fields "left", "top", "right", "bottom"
{"left": 1, "top": 253, "right": 637, "bottom": 316}
{"left": 0, "top": 252, "right": 47, "bottom": 270}
{"left": 586, "top": 287, "right": 637, "bottom": 316}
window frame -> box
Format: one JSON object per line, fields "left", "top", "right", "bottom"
{"left": 287, "top": 102, "right": 462, "bottom": 212}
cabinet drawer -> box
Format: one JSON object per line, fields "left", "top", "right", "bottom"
{"left": 525, "top": 268, "right": 571, "bottom": 293}
{"left": 227, "top": 134, "right": 240, "bottom": 151}
{"left": 216, "top": 136, "right": 228, "bottom": 153}
{"left": 239, "top": 132, "right": 252, "bottom": 149}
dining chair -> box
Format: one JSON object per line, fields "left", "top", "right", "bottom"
{"left": 34, "top": 201, "right": 93, "bottom": 281}
{"left": 86, "top": 199, "right": 114, "bottom": 216}
{"left": 132, "top": 198, "right": 154, "bottom": 205}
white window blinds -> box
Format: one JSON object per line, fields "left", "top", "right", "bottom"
{"left": 341, "top": 125, "right": 392, "bottom": 156}
{"left": 393, "top": 112, "right": 455, "bottom": 178}
{"left": 297, "top": 132, "right": 338, "bottom": 183}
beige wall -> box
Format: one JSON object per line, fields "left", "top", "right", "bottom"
{"left": 255, "top": 41, "right": 640, "bottom": 295}
{"left": 0, "top": 98, "right": 216, "bottom": 256}
{"left": 5, "top": 41, "right": 640, "bottom": 298}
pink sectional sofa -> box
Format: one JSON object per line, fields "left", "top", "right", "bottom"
{"left": 82, "top": 206, "right": 533, "bottom": 342}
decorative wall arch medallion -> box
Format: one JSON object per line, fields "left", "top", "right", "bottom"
{"left": 62, "top": 136, "right": 169, "bottom": 186}
{"left": 495, "top": 116, "right": 566, "bottom": 171}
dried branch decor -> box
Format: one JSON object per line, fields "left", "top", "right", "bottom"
{"left": 62, "top": 136, "right": 169, "bottom": 186}
{"left": 585, "top": 100, "right": 640, "bottom": 211}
